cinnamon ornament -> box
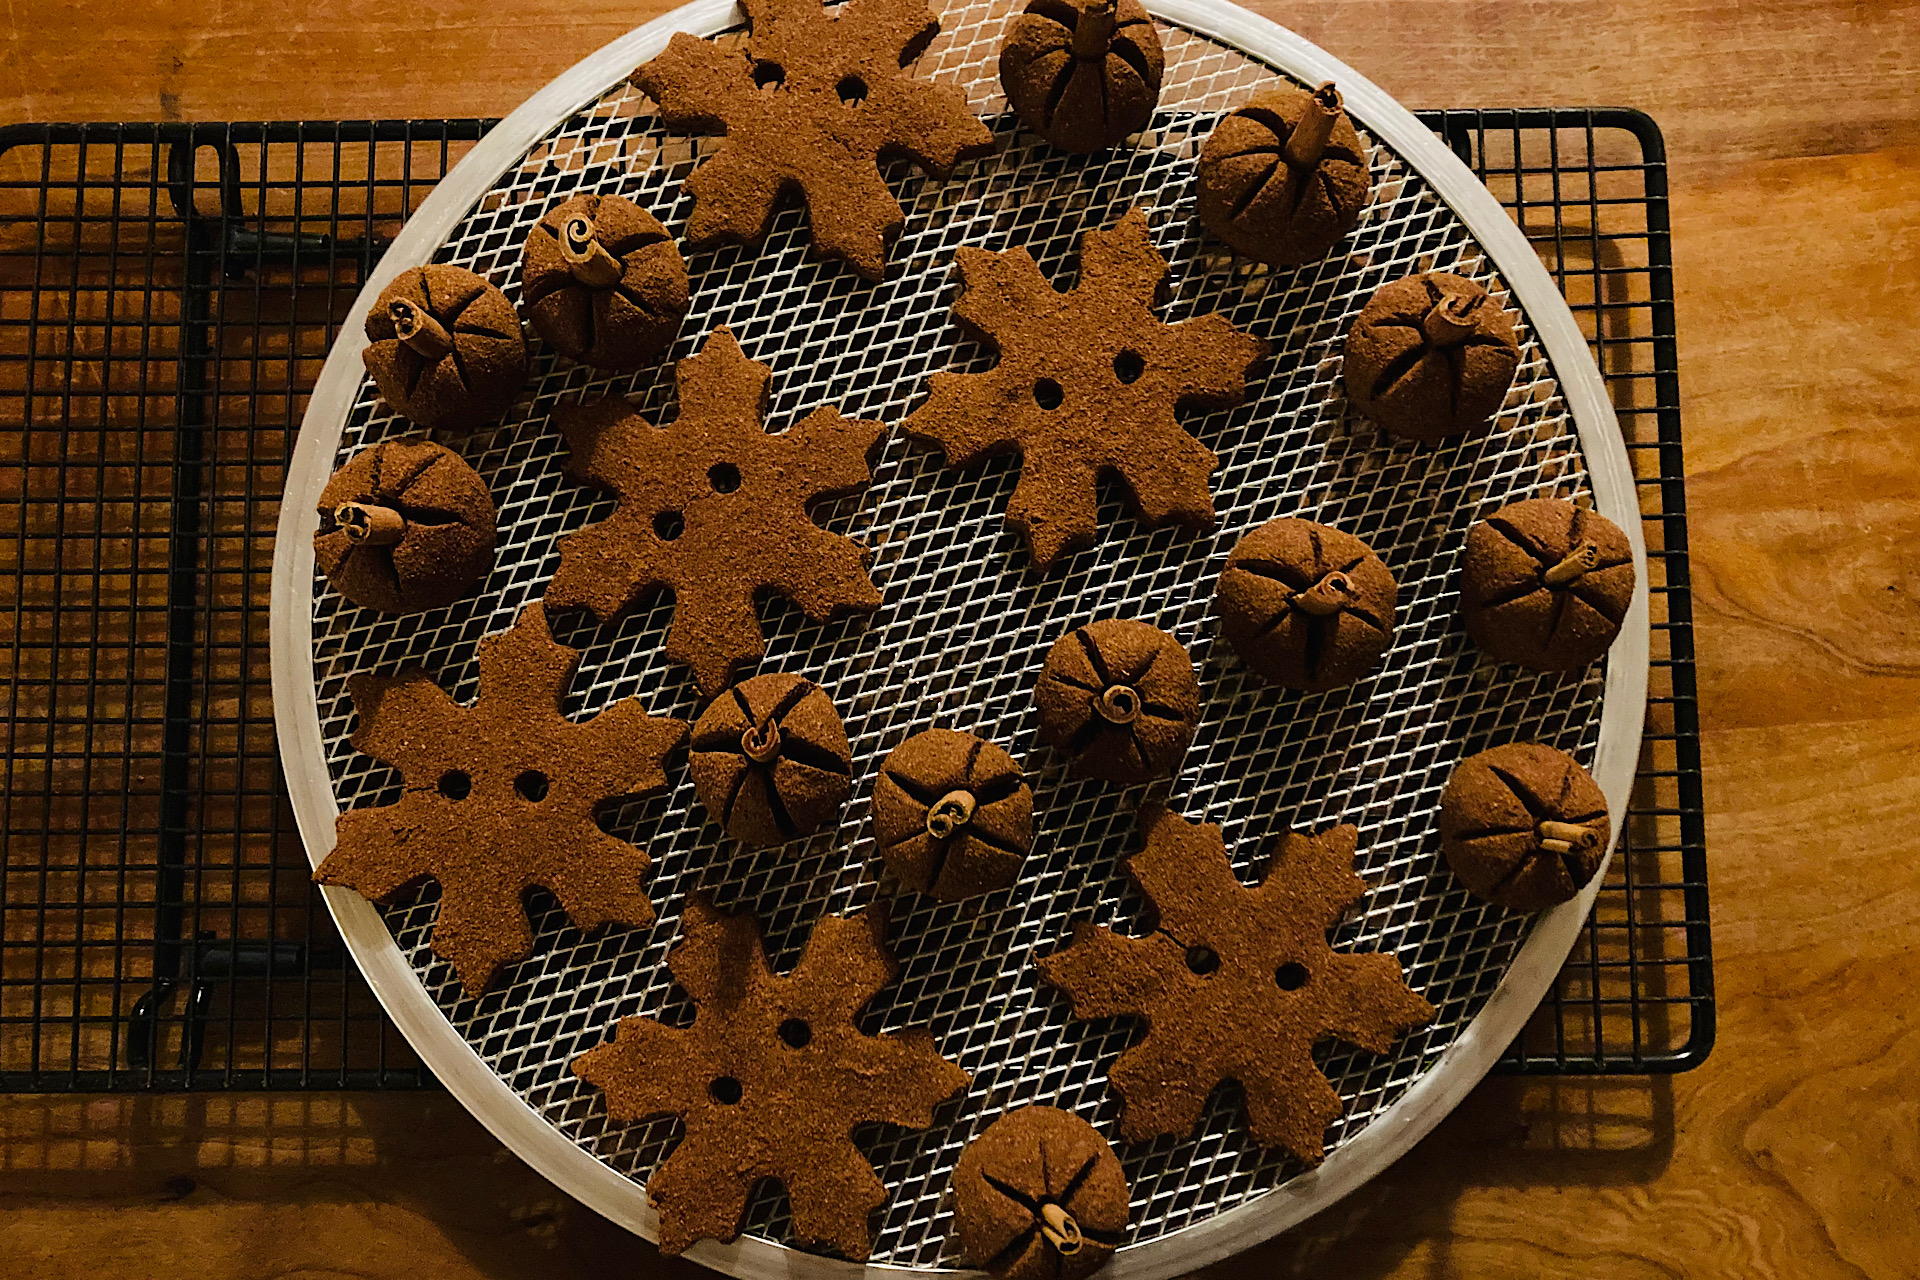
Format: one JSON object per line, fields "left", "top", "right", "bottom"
{"left": 1214, "top": 518, "right": 1397, "bottom": 692}
{"left": 1034, "top": 618, "right": 1199, "bottom": 783}
{"left": 951, "top": 1106, "right": 1129, "bottom": 1280}
{"left": 1196, "top": 83, "right": 1371, "bottom": 267}
{"left": 314, "top": 439, "right": 496, "bottom": 614}
{"left": 1439, "top": 742, "right": 1610, "bottom": 912}
{"left": 1343, "top": 271, "right": 1521, "bottom": 442}
{"left": 872, "top": 729, "right": 1033, "bottom": 900}
{"left": 999, "top": 0, "right": 1164, "bottom": 154}
{"left": 520, "top": 193, "right": 688, "bottom": 371}
{"left": 689, "top": 673, "right": 854, "bottom": 848}
{"left": 362, "top": 264, "right": 528, "bottom": 434}
{"left": 1460, "top": 498, "right": 1635, "bottom": 671}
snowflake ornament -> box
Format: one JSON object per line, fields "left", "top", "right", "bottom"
{"left": 1037, "top": 806, "right": 1435, "bottom": 1161}
{"left": 544, "top": 327, "right": 887, "bottom": 695}
{"left": 315, "top": 603, "right": 687, "bottom": 998}
{"left": 905, "top": 206, "right": 1269, "bottom": 570}
{"left": 632, "top": 0, "right": 995, "bottom": 279}
{"left": 572, "top": 895, "right": 970, "bottom": 1258}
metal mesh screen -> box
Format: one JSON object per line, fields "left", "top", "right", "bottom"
{"left": 301, "top": 4, "right": 1615, "bottom": 1266}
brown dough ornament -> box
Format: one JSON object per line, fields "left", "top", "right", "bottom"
{"left": 1000, "top": 0, "right": 1164, "bottom": 154}
{"left": 1343, "top": 271, "right": 1521, "bottom": 442}
{"left": 520, "top": 193, "right": 689, "bottom": 370}
{"left": 1439, "top": 742, "right": 1610, "bottom": 911}
{"left": 689, "top": 673, "right": 854, "bottom": 848}
{"left": 362, "top": 264, "right": 528, "bottom": 434}
{"left": 872, "top": 729, "right": 1034, "bottom": 900}
{"left": 544, "top": 327, "right": 885, "bottom": 695}
{"left": 1034, "top": 618, "right": 1199, "bottom": 783}
{"left": 1037, "top": 807, "right": 1435, "bottom": 1159}
{"left": 630, "top": 0, "right": 994, "bottom": 280}
{"left": 314, "top": 439, "right": 496, "bottom": 614}
{"left": 951, "top": 1106, "right": 1129, "bottom": 1280}
{"left": 1215, "top": 518, "right": 1397, "bottom": 692}
{"left": 904, "top": 207, "right": 1267, "bottom": 569}
{"left": 314, "top": 603, "right": 687, "bottom": 997}
{"left": 572, "top": 896, "right": 970, "bottom": 1258}
{"left": 1460, "top": 498, "right": 1635, "bottom": 671}
{"left": 1195, "top": 83, "right": 1370, "bottom": 267}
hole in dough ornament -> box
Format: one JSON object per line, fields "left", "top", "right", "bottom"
{"left": 1343, "top": 270, "right": 1521, "bottom": 442}
{"left": 872, "top": 729, "right": 1033, "bottom": 900}
{"left": 519, "top": 193, "right": 689, "bottom": 371}
{"left": 999, "top": 0, "right": 1164, "bottom": 155}
{"left": 1195, "top": 82, "right": 1370, "bottom": 266}
{"left": 362, "top": 264, "right": 528, "bottom": 434}
{"left": 951, "top": 1106, "right": 1129, "bottom": 1280}
{"left": 314, "top": 439, "right": 496, "bottom": 614}
{"left": 1439, "top": 742, "right": 1610, "bottom": 911}
{"left": 1036, "top": 806, "right": 1435, "bottom": 1158}
{"left": 689, "top": 672, "right": 854, "bottom": 849}
{"left": 1460, "top": 498, "right": 1635, "bottom": 671}
{"left": 1214, "top": 517, "right": 1397, "bottom": 692}
{"left": 1034, "top": 618, "right": 1198, "bottom": 782}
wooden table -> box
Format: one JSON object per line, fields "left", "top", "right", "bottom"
{"left": 3, "top": 1, "right": 1917, "bottom": 1276}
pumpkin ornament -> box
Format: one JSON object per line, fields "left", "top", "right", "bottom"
{"left": 999, "top": 0, "right": 1164, "bottom": 155}
{"left": 950, "top": 1106, "right": 1130, "bottom": 1280}
{"left": 1343, "top": 271, "right": 1521, "bottom": 442}
{"left": 520, "top": 193, "right": 689, "bottom": 371}
{"left": 314, "top": 438, "right": 497, "bottom": 614}
{"left": 362, "top": 264, "right": 528, "bottom": 434}
{"left": 872, "top": 729, "right": 1034, "bottom": 900}
{"left": 1439, "top": 742, "right": 1610, "bottom": 911}
{"left": 1195, "top": 82, "right": 1371, "bottom": 266}
{"left": 1459, "top": 497, "right": 1635, "bottom": 671}
{"left": 688, "top": 672, "right": 855, "bottom": 849}
{"left": 1214, "top": 517, "right": 1398, "bottom": 692}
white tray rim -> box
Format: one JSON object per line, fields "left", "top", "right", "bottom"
{"left": 268, "top": 2, "right": 1652, "bottom": 1275}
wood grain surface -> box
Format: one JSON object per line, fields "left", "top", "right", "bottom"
{"left": 3, "top": 0, "right": 1918, "bottom": 1277}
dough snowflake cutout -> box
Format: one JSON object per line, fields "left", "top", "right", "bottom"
{"left": 904, "top": 207, "right": 1268, "bottom": 569}
{"left": 315, "top": 603, "right": 687, "bottom": 998}
{"left": 631, "top": 0, "right": 995, "bottom": 280}
{"left": 544, "top": 327, "right": 887, "bottom": 695}
{"left": 1036, "top": 806, "right": 1434, "bottom": 1161}
{"left": 572, "top": 895, "right": 970, "bottom": 1258}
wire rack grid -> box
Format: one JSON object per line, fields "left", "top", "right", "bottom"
{"left": 0, "top": 106, "right": 1706, "bottom": 1114}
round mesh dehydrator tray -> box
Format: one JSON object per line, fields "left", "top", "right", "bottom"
{"left": 270, "top": 0, "right": 1650, "bottom": 1274}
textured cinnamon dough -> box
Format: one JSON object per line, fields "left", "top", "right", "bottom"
{"left": 872, "top": 729, "right": 1033, "bottom": 900}
{"left": 689, "top": 672, "right": 853, "bottom": 848}
{"left": 1036, "top": 807, "right": 1435, "bottom": 1158}
{"left": 362, "top": 264, "right": 527, "bottom": 434}
{"left": 1215, "top": 518, "right": 1397, "bottom": 692}
{"left": 520, "top": 193, "right": 688, "bottom": 370}
{"left": 951, "top": 1106, "right": 1129, "bottom": 1280}
{"left": 1461, "top": 498, "right": 1635, "bottom": 671}
{"left": 1195, "top": 83, "right": 1371, "bottom": 267}
{"left": 314, "top": 439, "right": 496, "bottom": 614}
{"left": 543, "top": 327, "right": 886, "bottom": 695}
{"left": 1439, "top": 742, "right": 1610, "bottom": 911}
{"left": 999, "top": 0, "right": 1164, "bottom": 154}
{"left": 904, "top": 207, "right": 1267, "bottom": 570}
{"left": 314, "top": 603, "right": 687, "bottom": 997}
{"left": 630, "top": 0, "right": 994, "bottom": 280}
{"left": 572, "top": 896, "right": 969, "bottom": 1258}
{"left": 1034, "top": 618, "right": 1198, "bottom": 782}
{"left": 1343, "top": 271, "right": 1521, "bottom": 442}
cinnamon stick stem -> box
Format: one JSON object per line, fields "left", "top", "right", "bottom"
{"left": 1543, "top": 542, "right": 1600, "bottom": 586}
{"left": 1282, "top": 81, "right": 1343, "bottom": 169}
{"left": 1095, "top": 684, "right": 1141, "bottom": 725}
{"left": 334, "top": 501, "right": 406, "bottom": 546}
{"left": 741, "top": 719, "right": 782, "bottom": 764}
{"left": 560, "top": 214, "right": 625, "bottom": 288}
{"left": 1538, "top": 820, "right": 1598, "bottom": 849}
{"left": 1293, "top": 570, "right": 1354, "bottom": 617}
{"left": 1070, "top": 0, "right": 1118, "bottom": 59}
{"left": 1422, "top": 292, "right": 1483, "bottom": 348}
{"left": 387, "top": 300, "right": 453, "bottom": 361}
{"left": 1038, "top": 1203, "right": 1084, "bottom": 1255}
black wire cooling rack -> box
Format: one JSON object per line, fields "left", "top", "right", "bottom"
{"left": 0, "top": 109, "right": 1711, "bottom": 1091}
